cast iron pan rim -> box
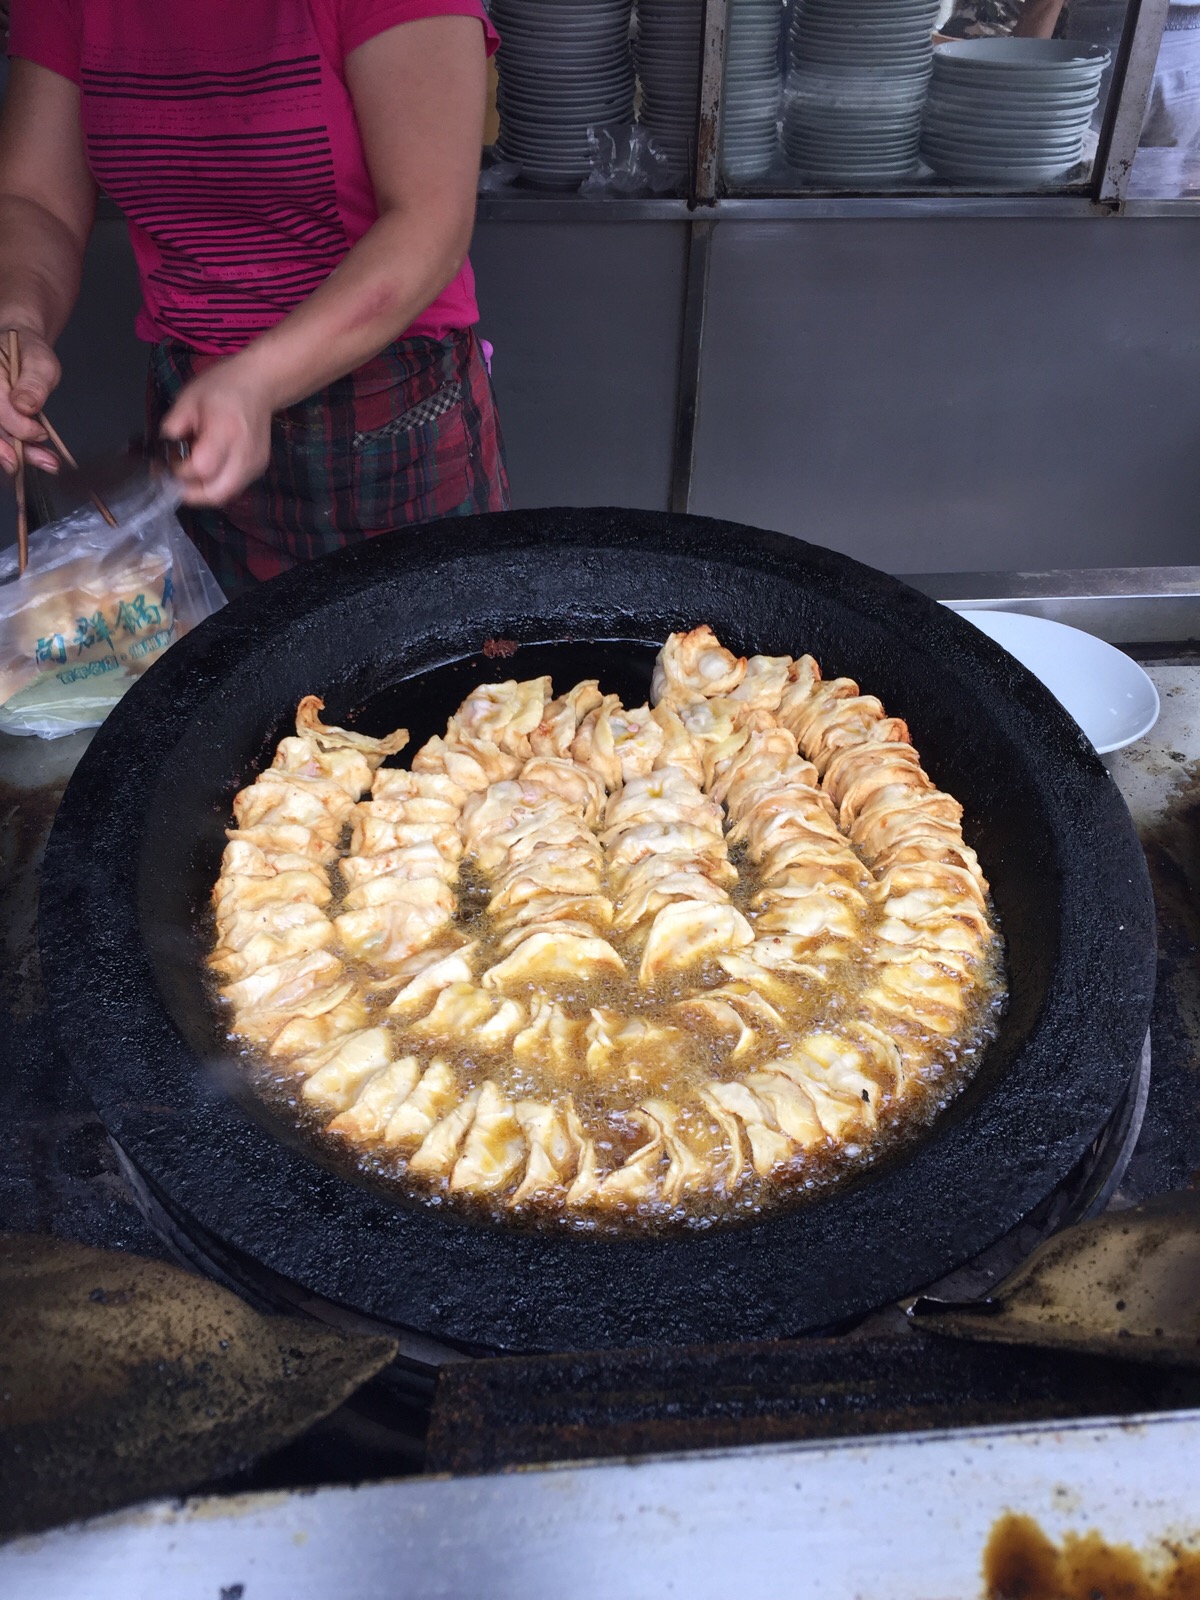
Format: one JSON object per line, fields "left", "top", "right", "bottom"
{"left": 38, "top": 508, "right": 1156, "bottom": 1351}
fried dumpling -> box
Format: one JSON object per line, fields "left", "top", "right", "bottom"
{"left": 334, "top": 899, "right": 448, "bottom": 964}
{"left": 585, "top": 1011, "right": 685, "bottom": 1079}
{"left": 294, "top": 695, "right": 409, "bottom": 760}
{"left": 412, "top": 733, "right": 521, "bottom": 792}
{"left": 349, "top": 813, "right": 462, "bottom": 861}
{"left": 372, "top": 766, "right": 468, "bottom": 808}
{"left": 326, "top": 1055, "right": 423, "bottom": 1140}
{"left": 409, "top": 1088, "right": 483, "bottom": 1177}
{"left": 406, "top": 982, "right": 525, "bottom": 1050}
{"left": 482, "top": 930, "right": 625, "bottom": 988}
{"left": 511, "top": 1101, "right": 578, "bottom": 1202}
{"left": 644, "top": 1099, "right": 707, "bottom": 1203}
{"left": 611, "top": 868, "right": 730, "bottom": 935}
{"left": 210, "top": 917, "right": 336, "bottom": 981}
{"left": 339, "top": 843, "right": 458, "bottom": 889}
{"left": 703, "top": 1082, "right": 793, "bottom": 1176}
{"left": 231, "top": 780, "right": 348, "bottom": 843}
{"left": 608, "top": 703, "right": 665, "bottom": 785}
{"left": 342, "top": 875, "right": 455, "bottom": 915}
{"left": 519, "top": 756, "right": 606, "bottom": 826}
{"left": 698, "top": 1090, "right": 746, "bottom": 1192}
{"left": 569, "top": 693, "right": 626, "bottom": 792}
{"left": 728, "top": 653, "right": 792, "bottom": 712}
{"left": 776, "top": 1035, "right": 879, "bottom": 1134}
{"left": 651, "top": 626, "right": 747, "bottom": 706}
{"left": 674, "top": 994, "right": 760, "bottom": 1061}
{"left": 529, "top": 680, "right": 604, "bottom": 758}
{"left": 219, "top": 949, "right": 354, "bottom": 1020}
{"left": 596, "top": 1112, "right": 663, "bottom": 1204}
{"left": 746, "top": 1071, "right": 826, "bottom": 1150}
{"left": 638, "top": 901, "right": 753, "bottom": 984}
{"left": 386, "top": 945, "right": 479, "bottom": 1016}
{"left": 451, "top": 1082, "right": 527, "bottom": 1193}
{"left": 268, "top": 995, "right": 369, "bottom": 1058}
{"left": 649, "top": 702, "right": 704, "bottom": 787}
{"left": 212, "top": 867, "right": 332, "bottom": 916}
{"left": 382, "top": 1058, "right": 460, "bottom": 1145}
{"left": 512, "top": 1000, "right": 588, "bottom": 1075}
{"left": 447, "top": 676, "right": 551, "bottom": 757}
{"left": 564, "top": 1102, "right": 603, "bottom": 1205}
{"left": 297, "top": 1029, "right": 395, "bottom": 1111}
{"left": 602, "top": 770, "right": 723, "bottom": 838}
{"left": 606, "top": 821, "right": 732, "bottom": 877}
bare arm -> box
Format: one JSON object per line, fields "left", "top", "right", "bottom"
{"left": 1013, "top": 0, "right": 1068, "bottom": 38}
{"left": 164, "top": 16, "right": 487, "bottom": 506}
{"left": 0, "top": 59, "right": 96, "bottom": 473}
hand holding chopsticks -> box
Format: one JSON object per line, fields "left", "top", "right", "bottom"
{"left": 0, "top": 330, "right": 117, "bottom": 572}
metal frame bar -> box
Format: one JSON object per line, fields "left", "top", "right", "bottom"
{"left": 908, "top": 565, "right": 1200, "bottom": 644}
{"left": 669, "top": 218, "right": 715, "bottom": 513}
{"left": 1097, "top": 0, "right": 1173, "bottom": 202}
{"left": 693, "top": 0, "right": 731, "bottom": 205}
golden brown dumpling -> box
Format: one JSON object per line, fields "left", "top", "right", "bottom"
{"left": 451, "top": 1082, "right": 527, "bottom": 1193}
{"left": 382, "top": 1058, "right": 460, "bottom": 1146}
{"left": 596, "top": 1112, "right": 663, "bottom": 1204}
{"left": 512, "top": 1001, "right": 588, "bottom": 1076}
{"left": 519, "top": 756, "right": 607, "bottom": 827}
{"left": 638, "top": 901, "right": 753, "bottom": 984}
{"left": 481, "top": 930, "right": 625, "bottom": 988}
{"left": 386, "top": 944, "right": 480, "bottom": 1016}
{"left": 409, "top": 1089, "right": 482, "bottom": 1177}
{"left": 326, "top": 1055, "right": 422, "bottom": 1140}
{"left": 702, "top": 1082, "right": 792, "bottom": 1176}
{"left": 295, "top": 1028, "right": 393, "bottom": 1111}
{"left": 745, "top": 1071, "right": 826, "bottom": 1150}
{"left": 447, "top": 676, "right": 551, "bottom": 756}
{"left": 268, "top": 996, "right": 369, "bottom": 1058}
{"left": 511, "top": 1101, "right": 578, "bottom": 1202}
{"left": 652, "top": 626, "right": 747, "bottom": 706}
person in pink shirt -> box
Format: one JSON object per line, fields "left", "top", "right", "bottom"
{"left": 0, "top": 1, "right": 508, "bottom": 595}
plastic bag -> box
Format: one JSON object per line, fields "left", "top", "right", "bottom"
{"left": 580, "top": 123, "right": 681, "bottom": 197}
{"left": 0, "top": 473, "right": 225, "bottom": 738}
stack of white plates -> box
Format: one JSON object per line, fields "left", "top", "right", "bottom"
{"left": 921, "top": 38, "right": 1109, "bottom": 185}
{"left": 492, "top": 0, "right": 636, "bottom": 190}
{"left": 722, "top": 0, "right": 784, "bottom": 182}
{"left": 783, "top": 0, "right": 939, "bottom": 185}
{"left": 635, "top": 0, "right": 706, "bottom": 174}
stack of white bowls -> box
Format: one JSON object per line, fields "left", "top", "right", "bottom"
{"left": 783, "top": 0, "right": 940, "bottom": 186}
{"left": 635, "top": 0, "right": 706, "bottom": 175}
{"left": 491, "top": 0, "right": 636, "bottom": 190}
{"left": 920, "top": 39, "right": 1110, "bottom": 185}
{"left": 722, "top": 0, "right": 784, "bottom": 183}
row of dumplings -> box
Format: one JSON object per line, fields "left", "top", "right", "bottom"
{"left": 285, "top": 1017, "right": 890, "bottom": 1206}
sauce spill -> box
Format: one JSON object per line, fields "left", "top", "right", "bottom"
{"left": 984, "top": 1512, "right": 1200, "bottom": 1599}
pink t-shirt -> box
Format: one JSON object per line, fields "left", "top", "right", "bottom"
{"left": 9, "top": 0, "right": 499, "bottom": 354}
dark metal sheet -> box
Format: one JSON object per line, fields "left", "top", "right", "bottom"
{"left": 37, "top": 509, "right": 1156, "bottom": 1353}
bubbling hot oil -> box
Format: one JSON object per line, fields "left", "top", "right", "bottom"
{"left": 242, "top": 837, "right": 1008, "bottom": 1236}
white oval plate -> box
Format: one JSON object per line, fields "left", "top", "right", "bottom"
{"left": 958, "top": 609, "right": 1159, "bottom": 754}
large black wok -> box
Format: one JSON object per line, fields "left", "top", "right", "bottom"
{"left": 38, "top": 509, "right": 1156, "bottom": 1353}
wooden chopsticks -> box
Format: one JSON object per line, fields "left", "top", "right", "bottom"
{"left": 1, "top": 333, "right": 118, "bottom": 573}
{"left": 6, "top": 330, "right": 27, "bottom": 573}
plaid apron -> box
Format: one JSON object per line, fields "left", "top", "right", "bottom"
{"left": 147, "top": 328, "right": 509, "bottom": 598}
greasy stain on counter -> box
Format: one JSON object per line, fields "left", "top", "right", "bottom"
{"left": 984, "top": 1512, "right": 1200, "bottom": 1598}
